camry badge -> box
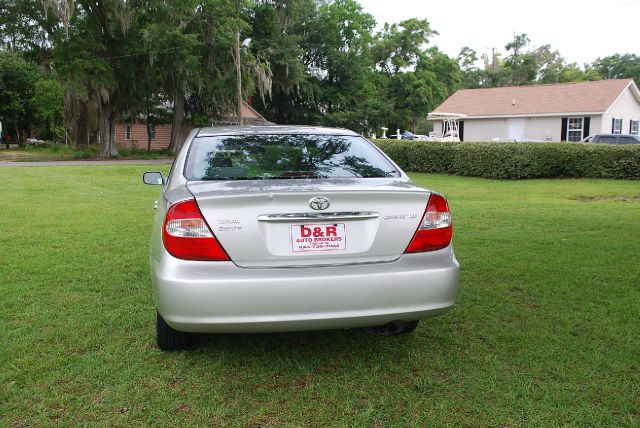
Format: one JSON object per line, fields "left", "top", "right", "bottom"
{"left": 309, "top": 196, "right": 330, "bottom": 211}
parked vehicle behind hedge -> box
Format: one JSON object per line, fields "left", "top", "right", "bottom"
{"left": 582, "top": 134, "right": 640, "bottom": 145}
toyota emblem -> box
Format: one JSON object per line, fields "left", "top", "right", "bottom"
{"left": 309, "top": 196, "right": 330, "bottom": 211}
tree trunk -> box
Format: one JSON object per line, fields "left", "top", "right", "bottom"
{"left": 98, "top": 103, "right": 109, "bottom": 156}
{"left": 146, "top": 112, "right": 152, "bottom": 153}
{"left": 75, "top": 104, "right": 89, "bottom": 147}
{"left": 98, "top": 100, "right": 118, "bottom": 157}
{"left": 15, "top": 115, "right": 21, "bottom": 146}
{"left": 235, "top": 27, "right": 243, "bottom": 125}
{"left": 168, "top": 94, "right": 185, "bottom": 154}
{"left": 108, "top": 118, "right": 117, "bottom": 156}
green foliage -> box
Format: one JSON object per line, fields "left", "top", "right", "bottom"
{"left": 503, "top": 33, "right": 539, "bottom": 85}
{"left": 460, "top": 34, "right": 607, "bottom": 88}
{"left": 46, "top": 0, "right": 139, "bottom": 156}
{"left": 0, "top": 0, "right": 59, "bottom": 60}
{"left": 250, "top": 0, "right": 319, "bottom": 124}
{"left": 312, "top": 0, "right": 377, "bottom": 132}
{"left": 477, "top": 48, "right": 511, "bottom": 87}
{"left": 372, "top": 18, "right": 462, "bottom": 133}
{"left": 592, "top": 53, "right": 640, "bottom": 86}
{"left": 251, "top": 2, "right": 462, "bottom": 135}
{"left": 457, "top": 46, "right": 482, "bottom": 88}
{"left": 249, "top": 2, "right": 305, "bottom": 99}
{"left": 373, "top": 18, "right": 436, "bottom": 74}
{"left": 0, "top": 51, "right": 43, "bottom": 142}
{"left": 374, "top": 140, "right": 640, "bottom": 180}
{"left": 33, "top": 78, "right": 64, "bottom": 138}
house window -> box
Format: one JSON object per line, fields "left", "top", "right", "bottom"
{"left": 124, "top": 124, "right": 131, "bottom": 140}
{"left": 149, "top": 124, "right": 156, "bottom": 140}
{"left": 630, "top": 120, "right": 639, "bottom": 135}
{"left": 612, "top": 118, "right": 623, "bottom": 134}
{"left": 567, "top": 117, "right": 583, "bottom": 142}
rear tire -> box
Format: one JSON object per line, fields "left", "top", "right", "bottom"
{"left": 365, "top": 320, "right": 419, "bottom": 336}
{"left": 156, "top": 310, "right": 191, "bottom": 350}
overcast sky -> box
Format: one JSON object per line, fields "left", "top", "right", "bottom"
{"left": 357, "top": 0, "right": 639, "bottom": 66}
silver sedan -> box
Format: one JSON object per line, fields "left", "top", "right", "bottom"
{"left": 144, "top": 126, "right": 459, "bottom": 350}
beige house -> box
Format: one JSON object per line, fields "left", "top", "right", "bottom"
{"left": 430, "top": 79, "right": 640, "bottom": 142}
{"left": 115, "top": 101, "right": 271, "bottom": 150}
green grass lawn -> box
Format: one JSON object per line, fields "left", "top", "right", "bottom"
{"left": 1, "top": 167, "right": 639, "bottom": 426}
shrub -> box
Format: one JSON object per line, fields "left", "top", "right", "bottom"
{"left": 72, "top": 147, "right": 99, "bottom": 159}
{"left": 372, "top": 140, "right": 640, "bottom": 180}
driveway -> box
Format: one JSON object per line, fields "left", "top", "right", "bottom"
{"left": 0, "top": 159, "right": 173, "bottom": 167}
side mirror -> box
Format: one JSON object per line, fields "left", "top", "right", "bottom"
{"left": 143, "top": 171, "right": 164, "bottom": 185}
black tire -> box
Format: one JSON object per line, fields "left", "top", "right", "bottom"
{"left": 365, "top": 320, "right": 419, "bottom": 336}
{"left": 156, "top": 310, "right": 191, "bottom": 350}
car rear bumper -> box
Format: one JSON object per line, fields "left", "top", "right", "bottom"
{"left": 151, "top": 247, "right": 459, "bottom": 333}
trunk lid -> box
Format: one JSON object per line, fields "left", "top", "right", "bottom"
{"left": 187, "top": 178, "right": 430, "bottom": 268}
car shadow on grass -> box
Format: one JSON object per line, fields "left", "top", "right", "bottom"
{"left": 177, "top": 321, "right": 455, "bottom": 369}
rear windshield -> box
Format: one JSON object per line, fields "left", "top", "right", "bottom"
{"left": 184, "top": 134, "right": 399, "bottom": 180}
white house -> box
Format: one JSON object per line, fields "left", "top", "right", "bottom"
{"left": 430, "top": 79, "right": 640, "bottom": 142}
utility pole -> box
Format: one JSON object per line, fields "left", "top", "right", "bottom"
{"left": 235, "top": 1, "right": 243, "bottom": 126}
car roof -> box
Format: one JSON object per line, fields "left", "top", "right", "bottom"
{"left": 195, "top": 125, "right": 360, "bottom": 137}
{"left": 594, "top": 134, "right": 639, "bottom": 138}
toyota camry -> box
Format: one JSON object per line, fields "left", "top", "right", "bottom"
{"left": 143, "top": 126, "right": 459, "bottom": 350}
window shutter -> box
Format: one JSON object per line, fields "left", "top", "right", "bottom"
{"left": 583, "top": 117, "right": 590, "bottom": 138}
{"left": 561, "top": 118, "right": 568, "bottom": 142}
{"left": 612, "top": 118, "right": 615, "bottom": 133}
{"left": 459, "top": 121, "right": 464, "bottom": 142}
{"left": 631, "top": 120, "right": 634, "bottom": 134}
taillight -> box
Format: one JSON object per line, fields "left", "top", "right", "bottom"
{"left": 405, "top": 193, "right": 452, "bottom": 253}
{"left": 162, "top": 199, "right": 230, "bottom": 261}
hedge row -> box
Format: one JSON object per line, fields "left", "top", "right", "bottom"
{"left": 373, "top": 140, "right": 640, "bottom": 179}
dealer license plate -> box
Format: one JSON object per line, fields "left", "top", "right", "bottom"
{"left": 290, "top": 223, "right": 347, "bottom": 252}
